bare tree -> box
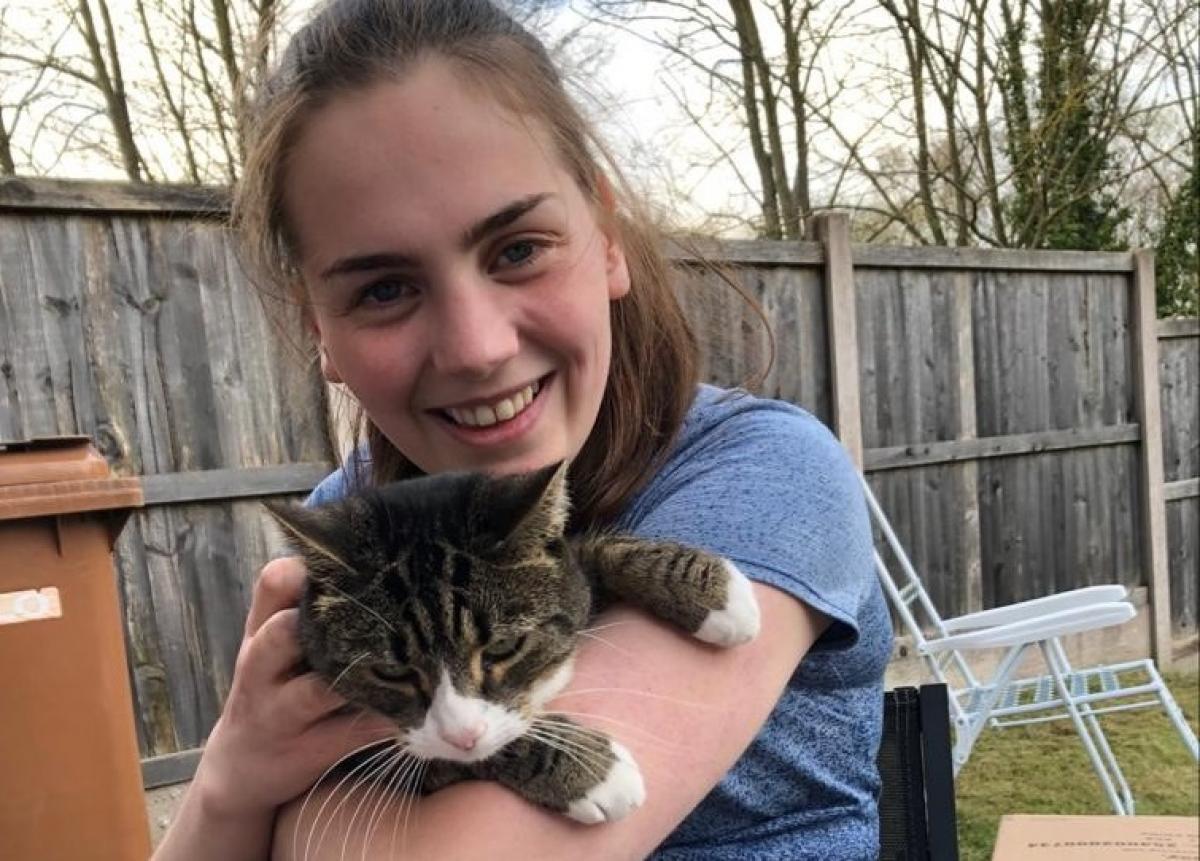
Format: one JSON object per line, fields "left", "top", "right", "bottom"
{"left": 588, "top": 0, "right": 868, "bottom": 239}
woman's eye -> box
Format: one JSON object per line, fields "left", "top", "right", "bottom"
{"left": 482, "top": 635, "right": 526, "bottom": 664}
{"left": 359, "top": 279, "right": 413, "bottom": 306}
{"left": 496, "top": 240, "right": 539, "bottom": 269}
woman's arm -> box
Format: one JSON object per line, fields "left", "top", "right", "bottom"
{"left": 273, "top": 581, "right": 827, "bottom": 860}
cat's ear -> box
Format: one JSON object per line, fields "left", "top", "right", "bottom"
{"left": 474, "top": 462, "right": 569, "bottom": 550}
{"left": 263, "top": 498, "right": 362, "bottom": 583}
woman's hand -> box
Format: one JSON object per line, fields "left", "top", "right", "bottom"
{"left": 153, "top": 558, "right": 394, "bottom": 861}
{"left": 197, "top": 557, "right": 396, "bottom": 814}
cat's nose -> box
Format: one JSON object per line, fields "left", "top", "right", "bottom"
{"left": 440, "top": 721, "right": 487, "bottom": 751}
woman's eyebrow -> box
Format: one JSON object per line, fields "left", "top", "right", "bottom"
{"left": 461, "top": 192, "right": 556, "bottom": 248}
{"left": 319, "top": 193, "right": 557, "bottom": 281}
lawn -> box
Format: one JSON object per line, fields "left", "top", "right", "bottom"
{"left": 953, "top": 671, "right": 1199, "bottom": 860}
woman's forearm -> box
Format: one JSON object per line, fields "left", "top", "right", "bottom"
{"left": 152, "top": 774, "right": 274, "bottom": 861}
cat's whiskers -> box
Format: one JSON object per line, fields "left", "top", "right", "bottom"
{"left": 397, "top": 759, "right": 429, "bottom": 859}
{"left": 575, "top": 630, "right": 635, "bottom": 658}
{"left": 523, "top": 730, "right": 606, "bottom": 783}
{"left": 577, "top": 620, "right": 639, "bottom": 635}
{"left": 333, "top": 749, "right": 405, "bottom": 861}
{"left": 525, "top": 722, "right": 611, "bottom": 760}
{"left": 530, "top": 716, "right": 655, "bottom": 754}
{"left": 361, "top": 749, "right": 416, "bottom": 861}
{"left": 302, "top": 743, "right": 399, "bottom": 861}
{"left": 320, "top": 579, "right": 397, "bottom": 634}
{"left": 537, "top": 710, "right": 684, "bottom": 754}
{"left": 386, "top": 752, "right": 425, "bottom": 859}
{"left": 359, "top": 753, "right": 409, "bottom": 861}
{"left": 551, "top": 685, "right": 716, "bottom": 711}
{"left": 352, "top": 753, "right": 410, "bottom": 861}
{"left": 293, "top": 740, "right": 397, "bottom": 861}
{"left": 522, "top": 725, "right": 609, "bottom": 783}
{"left": 329, "top": 653, "right": 371, "bottom": 693}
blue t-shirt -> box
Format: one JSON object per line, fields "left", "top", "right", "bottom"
{"left": 307, "top": 385, "right": 892, "bottom": 859}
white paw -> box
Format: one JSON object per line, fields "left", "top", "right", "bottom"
{"left": 694, "top": 560, "right": 761, "bottom": 646}
{"left": 566, "top": 740, "right": 646, "bottom": 824}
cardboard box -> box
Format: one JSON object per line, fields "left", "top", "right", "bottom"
{"left": 993, "top": 815, "right": 1198, "bottom": 860}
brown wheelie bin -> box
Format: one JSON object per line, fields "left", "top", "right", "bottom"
{"left": 0, "top": 436, "right": 150, "bottom": 860}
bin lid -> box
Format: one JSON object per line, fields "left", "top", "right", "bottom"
{"left": 0, "top": 436, "right": 143, "bottom": 522}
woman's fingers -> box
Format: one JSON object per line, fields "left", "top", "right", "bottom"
{"left": 236, "top": 608, "right": 304, "bottom": 687}
{"left": 306, "top": 708, "right": 399, "bottom": 767}
{"left": 245, "top": 557, "right": 307, "bottom": 638}
{"left": 279, "top": 671, "right": 350, "bottom": 722}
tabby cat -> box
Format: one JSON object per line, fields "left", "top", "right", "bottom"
{"left": 265, "top": 463, "right": 760, "bottom": 827}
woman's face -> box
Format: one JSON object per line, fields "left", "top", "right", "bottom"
{"left": 283, "top": 58, "right": 629, "bottom": 476}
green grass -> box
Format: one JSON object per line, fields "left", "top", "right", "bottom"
{"left": 954, "top": 672, "right": 1199, "bottom": 860}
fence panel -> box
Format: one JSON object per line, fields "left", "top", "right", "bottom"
{"left": 0, "top": 205, "right": 332, "bottom": 758}
{"left": 1160, "top": 320, "right": 1199, "bottom": 641}
{"left": 1, "top": 179, "right": 1196, "bottom": 773}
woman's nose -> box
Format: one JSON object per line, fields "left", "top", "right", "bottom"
{"left": 429, "top": 282, "right": 520, "bottom": 377}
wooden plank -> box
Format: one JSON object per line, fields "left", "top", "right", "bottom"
{"left": 864, "top": 424, "right": 1140, "bottom": 471}
{"left": 852, "top": 244, "right": 1134, "bottom": 273}
{"left": 0, "top": 177, "right": 228, "bottom": 217}
{"left": 1157, "top": 318, "right": 1200, "bottom": 339}
{"left": 954, "top": 272, "right": 983, "bottom": 614}
{"left": 1166, "top": 497, "right": 1198, "bottom": 637}
{"left": 1158, "top": 332, "right": 1199, "bottom": 484}
{"left": 1165, "top": 478, "right": 1200, "bottom": 502}
{"left": 1130, "top": 250, "right": 1173, "bottom": 668}
{"left": 142, "top": 749, "right": 203, "bottom": 789}
{"left": 0, "top": 178, "right": 1149, "bottom": 277}
{"left": 140, "top": 463, "right": 333, "bottom": 506}
{"left": 666, "top": 236, "right": 824, "bottom": 267}
{"left": 771, "top": 266, "right": 829, "bottom": 417}
{"left": 812, "top": 212, "right": 863, "bottom": 466}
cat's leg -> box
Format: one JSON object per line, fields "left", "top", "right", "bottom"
{"left": 575, "top": 537, "right": 761, "bottom": 647}
{"left": 423, "top": 716, "right": 646, "bottom": 824}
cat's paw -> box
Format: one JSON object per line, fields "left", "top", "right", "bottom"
{"left": 694, "top": 560, "right": 761, "bottom": 646}
{"left": 566, "top": 741, "right": 645, "bottom": 824}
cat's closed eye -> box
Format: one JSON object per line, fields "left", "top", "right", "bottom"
{"left": 371, "top": 665, "right": 424, "bottom": 689}
{"left": 481, "top": 635, "right": 526, "bottom": 665}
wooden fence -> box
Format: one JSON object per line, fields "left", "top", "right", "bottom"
{"left": 0, "top": 178, "right": 1195, "bottom": 788}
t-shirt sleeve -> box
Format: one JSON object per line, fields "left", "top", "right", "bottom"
{"left": 619, "top": 402, "right": 875, "bottom": 651}
{"left": 304, "top": 447, "right": 370, "bottom": 507}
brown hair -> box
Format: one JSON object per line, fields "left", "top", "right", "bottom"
{"left": 233, "top": 0, "right": 699, "bottom": 529}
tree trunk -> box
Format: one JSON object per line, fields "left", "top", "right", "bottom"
{"left": 78, "top": 0, "right": 144, "bottom": 181}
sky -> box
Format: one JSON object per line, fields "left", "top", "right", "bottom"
{"left": 1, "top": 0, "right": 808, "bottom": 233}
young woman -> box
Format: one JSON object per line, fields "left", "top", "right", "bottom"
{"left": 154, "top": 1, "right": 891, "bottom": 858}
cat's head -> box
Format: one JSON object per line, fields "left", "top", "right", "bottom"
{"left": 265, "top": 463, "right": 590, "bottom": 763}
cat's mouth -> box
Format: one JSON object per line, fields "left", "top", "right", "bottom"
{"left": 434, "top": 373, "right": 552, "bottom": 430}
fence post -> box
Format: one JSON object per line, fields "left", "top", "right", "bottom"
{"left": 953, "top": 272, "right": 984, "bottom": 614}
{"left": 810, "top": 212, "right": 864, "bottom": 468}
{"left": 1130, "top": 250, "right": 1173, "bottom": 669}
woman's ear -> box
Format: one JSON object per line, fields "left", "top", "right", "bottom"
{"left": 596, "top": 173, "right": 631, "bottom": 301}
{"left": 318, "top": 345, "right": 344, "bottom": 384}
{"left": 306, "top": 310, "right": 344, "bottom": 383}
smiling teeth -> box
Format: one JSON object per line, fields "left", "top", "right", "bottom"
{"left": 447, "top": 380, "right": 540, "bottom": 428}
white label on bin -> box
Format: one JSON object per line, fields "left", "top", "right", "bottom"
{"left": 0, "top": 587, "right": 62, "bottom": 626}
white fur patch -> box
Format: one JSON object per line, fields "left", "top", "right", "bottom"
{"left": 405, "top": 668, "right": 527, "bottom": 763}
{"left": 566, "top": 740, "right": 645, "bottom": 824}
{"left": 694, "top": 560, "right": 761, "bottom": 646}
{"left": 529, "top": 656, "right": 575, "bottom": 711}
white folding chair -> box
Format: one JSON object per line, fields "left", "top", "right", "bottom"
{"left": 862, "top": 475, "right": 1199, "bottom": 815}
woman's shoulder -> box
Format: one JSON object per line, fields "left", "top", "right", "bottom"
{"left": 648, "top": 384, "right": 861, "bottom": 509}
{"left": 305, "top": 447, "right": 372, "bottom": 507}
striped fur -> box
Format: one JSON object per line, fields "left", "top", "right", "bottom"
{"left": 265, "top": 464, "right": 759, "bottom": 823}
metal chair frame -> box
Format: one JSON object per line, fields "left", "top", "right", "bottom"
{"left": 862, "top": 476, "right": 1199, "bottom": 816}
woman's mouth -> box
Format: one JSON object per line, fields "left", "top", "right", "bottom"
{"left": 442, "top": 378, "right": 542, "bottom": 428}
{"left": 434, "top": 374, "right": 552, "bottom": 446}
